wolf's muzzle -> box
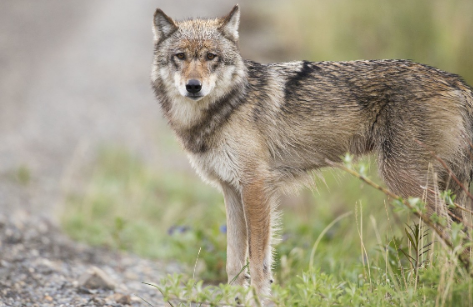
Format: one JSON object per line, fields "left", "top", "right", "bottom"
{"left": 186, "top": 79, "right": 202, "bottom": 94}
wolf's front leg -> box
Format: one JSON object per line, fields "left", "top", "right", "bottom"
{"left": 221, "top": 182, "right": 248, "bottom": 287}
{"left": 242, "top": 179, "right": 274, "bottom": 303}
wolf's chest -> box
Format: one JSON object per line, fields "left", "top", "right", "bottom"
{"left": 187, "top": 142, "right": 241, "bottom": 188}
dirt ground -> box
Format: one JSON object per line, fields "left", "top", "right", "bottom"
{"left": 0, "top": 1, "right": 283, "bottom": 305}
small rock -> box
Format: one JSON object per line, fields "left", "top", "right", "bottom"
{"left": 114, "top": 293, "right": 132, "bottom": 305}
{"left": 78, "top": 266, "right": 116, "bottom": 290}
{"left": 77, "top": 286, "right": 96, "bottom": 294}
{"left": 131, "top": 296, "right": 143, "bottom": 303}
{"left": 44, "top": 294, "right": 53, "bottom": 301}
{"left": 5, "top": 227, "right": 22, "bottom": 243}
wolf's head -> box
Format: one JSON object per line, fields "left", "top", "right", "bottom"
{"left": 151, "top": 5, "right": 247, "bottom": 126}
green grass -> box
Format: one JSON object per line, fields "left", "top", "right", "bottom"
{"left": 62, "top": 148, "right": 473, "bottom": 306}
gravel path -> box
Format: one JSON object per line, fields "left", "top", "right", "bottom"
{"left": 0, "top": 210, "right": 178, "bottom": 306}
{"left": 0, "top": 1, "right": 282, "bottom": 305}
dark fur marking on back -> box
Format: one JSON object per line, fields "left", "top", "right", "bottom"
{"left": 284, "top": 61, "right": 319, "bottom": 101}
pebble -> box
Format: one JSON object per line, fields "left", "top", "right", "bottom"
{"left": 78, "top": 266, "right": 116, "bottom": 290}
{"left": 113, "top": 293, "right": 132, "bottom": 305}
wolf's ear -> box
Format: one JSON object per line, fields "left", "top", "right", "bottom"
{"left": 219, "top": 5, "right": 240, "bottom": 42}
{"left": 153, "top": 9, "right": 178, "bottom": 42}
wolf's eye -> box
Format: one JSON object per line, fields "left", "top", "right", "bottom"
{"left": 206, "top": 53, "right": 217, "bottom": 60}
{"left": 175, "top": 53, "right": 185, "bottom": 60}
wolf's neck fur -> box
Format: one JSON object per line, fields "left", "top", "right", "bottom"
{"left": 176, "top": 85, "right": 248, "bottom": 153}
{"left": 155, "top": 66, "right": 249, "bottom": 154}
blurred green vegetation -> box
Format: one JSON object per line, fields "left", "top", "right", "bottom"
{"left": 62, "top": 148, "right": 228, "bottom": 281}
{"left": 267, "top": 0, "right": 473, "bottom": 85}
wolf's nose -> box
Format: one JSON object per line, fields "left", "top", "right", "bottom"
{"left": 186, "top": 79, "right": 202, "bottom": 94}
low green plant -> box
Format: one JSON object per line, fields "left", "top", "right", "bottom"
{"left": 62, "top": 148, "right": 473, "bottom": 306}
{"left": 143, "top": 274, "right": 251, "bottom": 307}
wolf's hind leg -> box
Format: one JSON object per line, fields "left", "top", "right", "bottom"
{"left": 221, "top": 182, "right": 249, "bottom": 287}
{"left": 378, "top": 143, "right": 469, "bottom": 226}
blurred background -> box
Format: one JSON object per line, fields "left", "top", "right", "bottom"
{"left": 1, "top": 0, "right": 472, "bottom": 286}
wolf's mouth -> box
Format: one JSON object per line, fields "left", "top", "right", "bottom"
{"left": 186, "top": 94, "right": 203, "bottom": 101}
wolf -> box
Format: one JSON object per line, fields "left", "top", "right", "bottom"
{"left": 151, "top": 4, "right": 473, "bottom": 302}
